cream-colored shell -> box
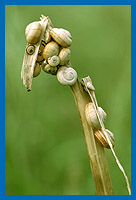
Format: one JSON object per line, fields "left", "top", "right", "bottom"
{"left": 59, "top": 48, "right": 71, "bottom": 65}
{"left": 33, "top": 62, "right": 41, "bottom": 77}
{"left": 94, "top": 129, "right": 114, "bottom": 149}
{"left": 43, "top": 41, "right": 60, "bottom": 60}
{"left": 85, "top": 102, "right": 106, "bottom": 129}
{"left": 42, "top": 64, "right": 58, "bottom": 75}
{"left": 57, "top": 66, "right": 77, "bottom": 86}
{"left": 98, "top": 107, "right": 106, "bottom": 122}
{"left": 48, "top": 55, "right": 60, "bottom": 67}
{"left": 25, "top": 21, "right": 42, "bottom": 44}
{"left": 50, "top": 28, "right": 72, "bottom": 47}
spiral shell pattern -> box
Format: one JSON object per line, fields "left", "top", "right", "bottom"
{"left": 94, "top": 129, "right": 114, "bottom": 149}
{"left": 25, "top": 21, "right": 42, "bottom": 44}
{"left": 85, "top": 102, "right": 106, "bottom": 129}
{"left": 57, "top": 66, "right": 77, "bottom": 86}
{"left": 50, "top": 28, "right": 72, "bottom": 47}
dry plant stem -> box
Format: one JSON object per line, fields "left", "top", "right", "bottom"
{"left": 70, "top": 79, "right": 113, "bottom": 195}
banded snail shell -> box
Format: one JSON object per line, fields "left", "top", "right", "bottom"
{"left": 26, "top": 44, "right": 35, "bottom": 55}
{"left": 85, "top": 102, "right": 106, "bottom": 130}
{"left": 94, "top": 129, "right": 115, "bottom": 149}
{"left": 59, "top": 48, "right": 71, "bottom": 65}
{"left": 42, "top": 63, "right": 58, "bottom": 75}
{"left": 43, "top": 41, "right": 60, "bottom": 60}
{"left": 25, "top": 21, "right": 42, "bottom": 44}
{"left": 50, "top": 28, "right": 72, "bottom": 47}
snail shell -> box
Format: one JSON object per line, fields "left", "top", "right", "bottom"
{"left": 85, "top": 102, "right": 106, "bottom": 130}
{"left": 59, "top": 48, "right": 71, "bottom": 65}
{"left": 41, "top": 60, "right": 48, "bottom": 68}
{"left": 57, "top": 66, "right": 77, "bottom": 86}
{"left": 97, "top": 107, "right": 106, "bottom": 122}
{"left": 33, "top": 62, "right": 41, "bottom": 77}
{"left": 94, "top": 129, "right": 115, "bottom": 149}
{"left": 43, "top": 41, "right": 60, "bottom": 60}
{"left": 50, "top": 28, "right": 72, "bottom": 47}
{"left": 25, "top": 21, "right": 42, "bottom": 44}
{"left": 42, "top": 63, "right": 58, "bottom": 75}
{"left": 37, "top": 40, "right": 46, "bottom": 63}
{"left": 48, "top": 55, "right": 60, "bottom": 67}
{"left": 26, "top": 44, "right": 35, "bottom": 55}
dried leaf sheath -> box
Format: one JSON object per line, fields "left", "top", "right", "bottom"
{"left": 21, "top": 41, "right": 41, "bottom": 91}
{"left": 21, "top": 18, "right": 48, "bottom": 91}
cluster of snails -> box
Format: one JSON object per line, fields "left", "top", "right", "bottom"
{"left": 25, "top": 21, "right": 77, "bottom": 86}
{"left": 85, "top": 102, "right": 114, "bottom": 148}
{"left": 25, "top": 20, "right": 114, "bottom": 148}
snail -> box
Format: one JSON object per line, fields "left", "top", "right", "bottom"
{"left": 42, "top": 63, "right": 58, "bottom": 75}
{"left": 94, "top": 129, "right": 115, "bottom": 149}
{"left": 41, "top": 60, "right": 48, "bottom": 68}
{"left": 43, "top": 41, "right": 60, "bottom": 60}
{"left": 57, "top": 66, "right": 77, "bottom": 86}
{"left": 37, "top": 40, "right": 46, "bottom": 64}
{"left": 50, "top": 28, "right": 72, "bottom": 47}
{"left": 25, "top": 21, "right": 42, "bottom": 44}
{"left": 59, "top": 48, "right": 71, "bottom": 65}
{"left": 48, "top": 55, "right": 60, "bottom": 67}
{"left": 85, "top": 102, "right": 106, "bottom": 130}
{"left": 33, "top": 62, "right": 41, "bottom": 77}
{"left": 26, "top": 44, "right": 35, "bottom": 55}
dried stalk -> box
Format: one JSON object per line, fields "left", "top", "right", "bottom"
{"left": 70, "top": 79, "right": 113, "bottom": 195}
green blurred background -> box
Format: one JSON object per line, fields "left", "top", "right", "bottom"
{"left": 5, "top": 5, "right": 131, "bottom": 195}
